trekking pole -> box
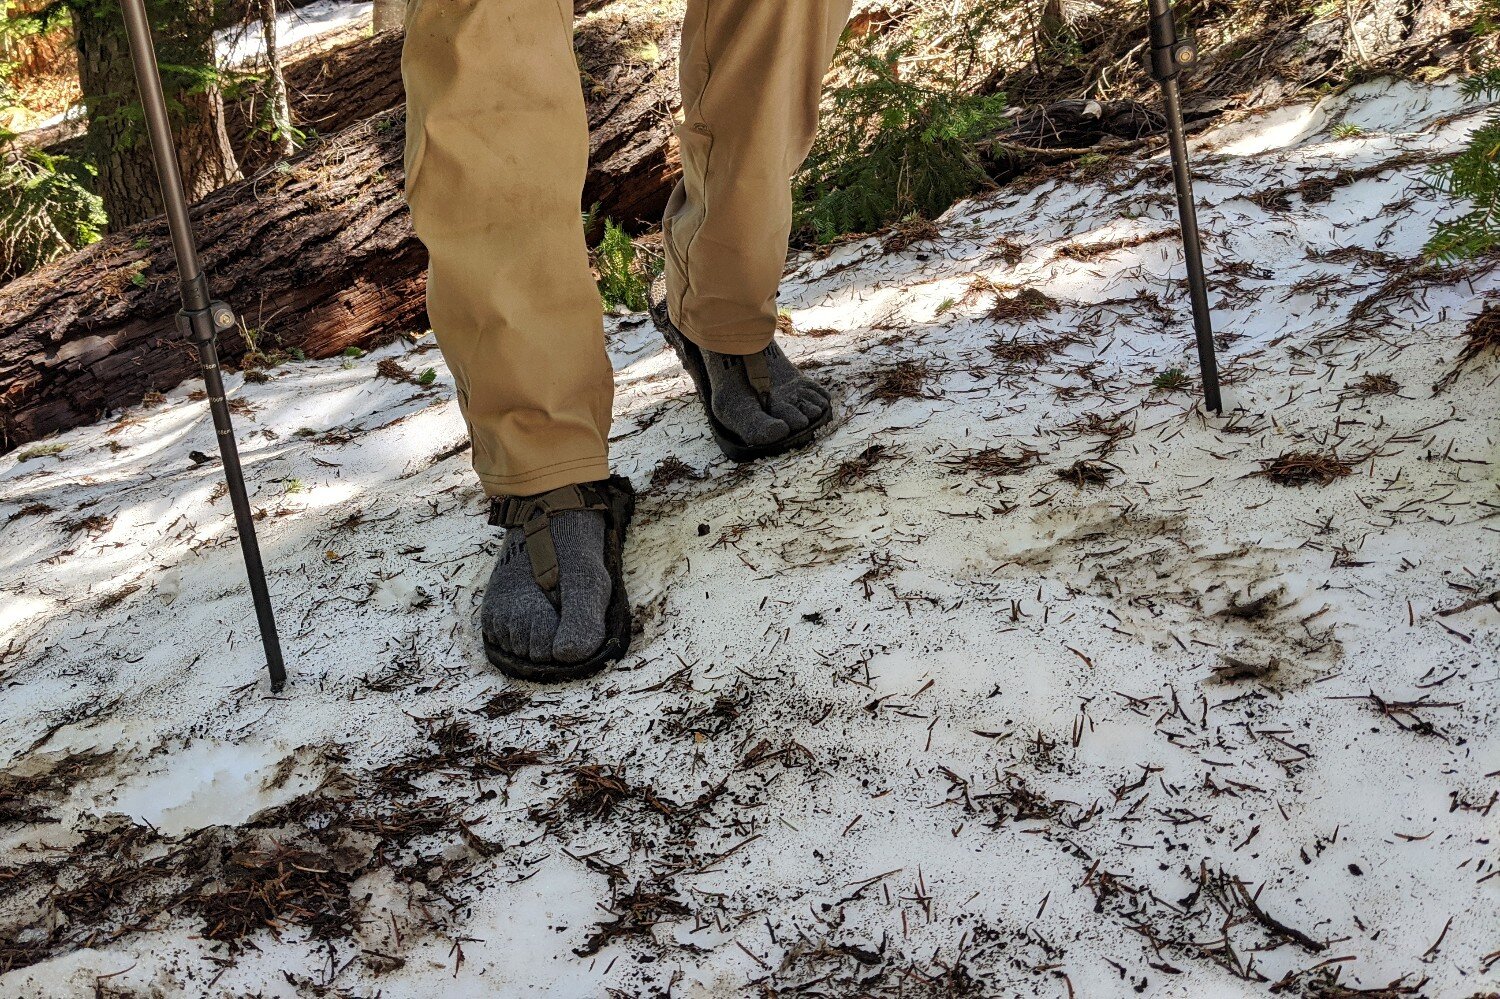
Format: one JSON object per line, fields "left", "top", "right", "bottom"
{"left": 1146, "top": 0, "right": 1223, "bottom": 414}
{"left": 121, "top": 0, "right": 288, "bottom": 693}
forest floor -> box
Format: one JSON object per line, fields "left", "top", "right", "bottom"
{"left": 0, "top": 77, "right": 1497, "bottom": 998}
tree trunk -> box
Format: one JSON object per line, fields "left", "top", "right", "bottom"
{"left": 258, "top": 0, "right": 297, "bottom": 156}
{"left": 70, "top": 0, "right": 242, "bottom": 231}
{"left": 371, "top": 0, "right": 404, "bottom": 34}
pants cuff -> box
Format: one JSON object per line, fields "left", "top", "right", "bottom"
{"left": 476, "top": 454, "right": 612, "bottom": 498}
{"left": 667, "top": 304, "right": 775, "bottom": 355}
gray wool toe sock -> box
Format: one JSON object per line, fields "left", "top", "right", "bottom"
{"left": 482, "top": 509, "right": 611, "bottom": 665}
{"left": 701, "top": 337, "right": 832, "bottom": 447}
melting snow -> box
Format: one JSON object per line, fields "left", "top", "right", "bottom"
{"left": 215, "top": 0, "right": 374, "bottom": 67}
{"left": 1, "top": 77, "right": 1497, "bottom": 997}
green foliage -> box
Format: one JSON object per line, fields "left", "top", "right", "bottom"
{"left": 230, "top": 70, "right": 307, "bottom": 151}
{"left": 418, "top": 367, "right": 437, "bottom": 386}
{"left": 1152, "top": 366, "right": 1189, "bottom": 392}
{"left": 793, "top": 8, "right": 1011, "bottom": 245}
{"left": 593, "top": 216, "right": 650, "bottom": 312}
{"left": 795, "top": 42, "right": 1007, "bottom": 244}
{"left": 581, "top": 200, "right": 601, "bottom": 242}
{"left": 1424, "top": 6, "right": 1500, "bottom": 263}
{"left": 0, "top": 147, "right": 106, "bottom": 279}
{"left": 1331, "top": 121, "right": 1365, "bottom": 139}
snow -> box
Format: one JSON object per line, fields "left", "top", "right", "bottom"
{"left": 105, "top": 739, "right": 311, "bottom": 837}
{"left": 215, "top": 0, "right": 374, "bottom": 68}
{"left": 2, "top": 77, "right": 1497, "bottom": 997}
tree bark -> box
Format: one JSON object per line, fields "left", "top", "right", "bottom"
{"left": 0, "top": 13, "right": 683, "bottom": 453}
{"left": 70, "top": 0, "right": 243, "bottom": 231}
{"left": 0, "top": 112, "right": 419, "bottom": 454}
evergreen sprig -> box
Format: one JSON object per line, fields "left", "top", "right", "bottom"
{"left": 0, "top": 147, "right": 106, "bottom": 279}
{"left": 793, "top": 9, "right": 1011, "bottom": 245}
{"left": 1424, "top": 8, "right": 1500, "bottom": 262}
{"left": 593, "top": 215, "right": 650, "bottom": 312}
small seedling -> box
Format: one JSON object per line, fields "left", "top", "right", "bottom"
{"left": 132, "top": 237, "right": 151, "bottom": 250}
{"left": 17, "top": 442, "right": 68, "bottom": 461}
{"left": 936, "top": 297, "right": 957, "bottom": 316}
{"left": 419, "top": 368, "right": 438, "bottom": 386}
{"left": 283, "top": 478, "right": 305, "bottom": 495}
{"left": 1331, "top": 122, "right": 1365, "bottom": 139}
{"left": 342, "top": 347, "right": 365, "bottom": 359}
{"left": 593, "top": 217, "right": 650, "bottom": 312}
{"left": 1152, "top": 366, "right": 1190, "bottom": 392}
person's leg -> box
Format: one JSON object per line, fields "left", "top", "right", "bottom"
{"left": 402, "top": 0, "right": 612, "bottom": 498}
{"left": 664, "top": 0, "right": 853, "bottom": 352}
{"left": 402, "top": 0, "right": 629, "bottom": 677}
{"left": 655, "top": 0, "right": 852, "bottom": 458}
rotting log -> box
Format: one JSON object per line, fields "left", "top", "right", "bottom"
{"left": 0, "top": 17, "right": 684, "bottom": 453}
{"left": 0, "top": 113, "right": 421, "bottom": 453}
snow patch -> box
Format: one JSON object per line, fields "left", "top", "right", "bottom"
{"left": 1, "top": 76, "right": 1497, "bottom": 997}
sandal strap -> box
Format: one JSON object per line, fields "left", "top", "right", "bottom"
{"left": 742, "top": 350, "right": 773, "bottom": 402}
{"left": 488, "top": 482, "right": 612, "bottom": 607}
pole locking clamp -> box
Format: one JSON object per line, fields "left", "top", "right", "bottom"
{"left": 1146, "top": 0, "right": 1198, "bottom": 82}
{"left": 210, "top": 302, "right": 237, "bottom": 334}
{"left": 174, "top": 300, "right": 237, "bottom": 346}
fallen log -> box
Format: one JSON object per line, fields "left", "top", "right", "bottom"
{"left": 224, "top": 29, "right": 410, "bottom": 175}
{"left": 0, "top": 112, "right": 421, "bottom": 454}
{"left": 1, "top": 18, "right": 683, "bottom": 454}
{"left": 226, "top": 14, "right": 682, "bottom": 220}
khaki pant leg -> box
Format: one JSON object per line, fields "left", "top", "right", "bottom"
{"left": 402, "top": 0, "right": 613, "bottom": 497}
{"left": 663, "top": 0, "right": 853, "bottom": 354}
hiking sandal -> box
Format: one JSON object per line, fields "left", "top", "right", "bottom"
{"left": 649, "top": 276, "right": 832, "bottom": 463}
{"left": 482, "top": 475, "right": 636, "bottom": 682}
